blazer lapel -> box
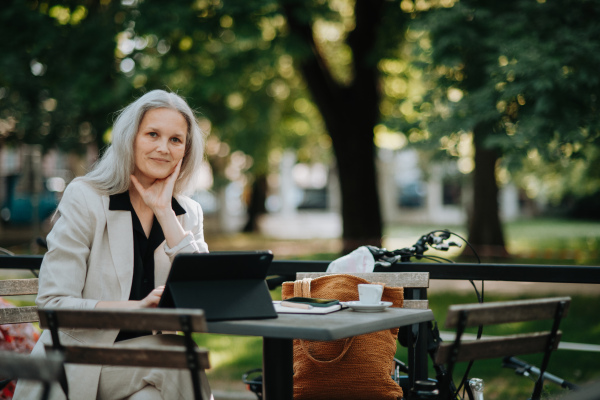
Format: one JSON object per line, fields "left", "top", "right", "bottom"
{"left": 102, "top": 195, "right": 134, "bottom": 301}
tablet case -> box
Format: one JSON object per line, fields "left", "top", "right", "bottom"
{"left": 158, "top": 251, "right": 278, "bottom": 321}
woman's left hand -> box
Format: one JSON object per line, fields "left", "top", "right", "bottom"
{"left": 130, "top": 159, "right": 182, "bottom": 213}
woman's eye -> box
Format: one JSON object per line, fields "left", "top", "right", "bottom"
{"left": 148, "top": 132, "right": 158, "bottom": 137}
{"left": 171, "top": 137, "right": 182, "bottom": 143}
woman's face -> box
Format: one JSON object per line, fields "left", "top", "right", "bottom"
{"left": 133, "top": 107, "right": 188, "bottom": 186}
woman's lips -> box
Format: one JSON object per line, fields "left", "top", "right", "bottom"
{"left": 150, "top": 157, "right": 170, "bottom": 163}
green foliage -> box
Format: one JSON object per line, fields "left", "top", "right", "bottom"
{"left": 128, "top": 0, "right": 333, "bottom": 175}
{"left": 0, "top": 0, "right": 132, "bottom": 153}
{"left": 411, "top": 0, "right": 600, "bottom": 199}
{"left": 5, "top": 0, "right": 600, "bottom": 234}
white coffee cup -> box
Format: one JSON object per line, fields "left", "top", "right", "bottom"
{"left": 358, "top": 284, "right": 383, "bottom": 305}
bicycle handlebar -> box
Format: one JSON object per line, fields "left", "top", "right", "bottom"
{"left": 502, "top": 356, "right": 579, "bottom": 390}
{"left": 368, "top": 230, "right": 462, "bottom": 267}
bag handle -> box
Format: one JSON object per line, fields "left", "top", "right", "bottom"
{"left": 295, "top": 276, "right": 354, "bottom": 364}
{"left": 293, "top": 278, "right": 312, "bottom": 297}
{"left": 299, "top": 337, "right": 356, "bottom": 365}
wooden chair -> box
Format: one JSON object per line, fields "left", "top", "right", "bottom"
{"left": 0, "top": 278, "right": 39, "bottom": 325}
{"left": 0, "top": 350, "right": 65, "bottom": 400}
{"left": 434, "top": 297, "right": 571, "bottom": 400}
{"left": 37, "top": 308, "right": 211, "bottom": 400}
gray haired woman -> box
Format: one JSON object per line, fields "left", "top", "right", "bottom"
{"left": 14, "top": 90, "right": 213, "bottom": 400}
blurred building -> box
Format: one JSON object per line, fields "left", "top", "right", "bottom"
{"left": 0, "top": 144, "right": 524, "bottom": 242}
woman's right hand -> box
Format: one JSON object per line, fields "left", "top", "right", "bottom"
{"left": 95, "top": 286, "right": 165, "bottom": 309}
{"left": 139, "top": 286, "right": 165, "bottom": 308}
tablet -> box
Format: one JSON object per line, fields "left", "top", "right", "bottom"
{"left": 158, "top": 251, "right": 277, "bottom": 321}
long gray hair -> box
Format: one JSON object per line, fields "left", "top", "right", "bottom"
{"left": 80, "top": 90, "right": 205, "bottom": 196}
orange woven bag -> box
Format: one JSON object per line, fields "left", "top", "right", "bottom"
{"left": 281, "top": 274, "right": 404, "bottom": 400}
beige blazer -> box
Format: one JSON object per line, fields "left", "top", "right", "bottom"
{"left": 13, "top": 179, "right": 208, "bottom": 400}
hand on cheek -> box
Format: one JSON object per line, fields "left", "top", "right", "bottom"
{"left": 131, "top": 159, "right": 183, "bottom": 212}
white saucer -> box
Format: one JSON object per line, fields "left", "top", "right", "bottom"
{"left": 344, "top": 301, "right": 393, "bottom": 313}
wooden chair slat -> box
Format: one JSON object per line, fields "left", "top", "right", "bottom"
{"left": 435, "top": 331, "right": 562, "bottom": 364}
{"left": 0, "top": 351, "right": 64, "bottom": 382}
{"left": 444, "top": 297, "right": 571, "bottom": 328}
{"left": 38, "top": 308, "right": 207, "bottom": 332}
{"left": 39, "top": 308, "right": 211, "bottom": 400}
{"left": 403, "top": 300, "right": 429, "bottom": 309}
{"left": 0, "top": 278, "right": 39, "bottom": 296}
{"left": 0, "top": 278, "right": 40, "bottom": 325}
{"left": 297, "top": 272, "right": 429, "bottom": 288}
{"left": 45, "top": 345, "right": 211, "bottom": 370}
{"left": 0, "top": 306, "right": 39, "bottom": 324}
{"left": 296, "top": 272, "right": 430, "bottom": 309}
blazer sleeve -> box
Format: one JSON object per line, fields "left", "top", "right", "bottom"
{"left": 163, "top": 196, "right": 209, "bottom": 262}
{"left": 36, "top": 182, "right": 100, "bottom": 310}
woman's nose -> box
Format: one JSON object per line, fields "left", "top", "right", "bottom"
{"left": 156, "top": 138, "right": 169, "bottom": 153}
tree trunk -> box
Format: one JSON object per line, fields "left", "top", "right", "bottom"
{"left": 243, "top": 173, "right": 267, "bottom": 233}
{"left": 466, "top": 123, "right": 510, "bottom": 259}
{"left": 330, "top": 117, "right": 383, "bottom": 253}
{"left": 282, "top": 0, "right": 387, "bottom": 253}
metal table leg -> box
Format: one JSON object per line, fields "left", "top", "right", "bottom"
{"left": 407, "top": 322, "right": 430, "bottom": 390}
{"left": 263, "top": 337, "right": 293, "bottom": 400}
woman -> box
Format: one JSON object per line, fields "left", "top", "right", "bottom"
{"left": 13, "top": 90, "right": 212, "bottom": 400}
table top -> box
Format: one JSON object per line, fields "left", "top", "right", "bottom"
{"left": 206, "top": 307, "right": 434, "bottom": 341}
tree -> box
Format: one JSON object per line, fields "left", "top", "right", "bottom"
{"left": 280, "top": 0, "right": 410, "bottom": 251}
{"left": 125, "top": 0, "right": 332, "bottom": 233}
{"left": 412, "top": 0, "right": 600, "bottom": 257}
{"left": 0, "top": 1, "right": 134, "bottom": 234}
{"left": 129, "top": 0, "right": 412, "bottom": 252}
{"left": 0, "top": 0, "right": 131, "bottom": 154}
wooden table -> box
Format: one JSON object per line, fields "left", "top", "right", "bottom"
{"left": 207, "top": 307, "right": 435, "bottom": 400}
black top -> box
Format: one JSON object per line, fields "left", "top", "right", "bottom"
{"left": 109, "top": 191, "right": 186, "bottom": 341}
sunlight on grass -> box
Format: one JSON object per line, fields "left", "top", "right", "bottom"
{"left": 505, "top": 220, "right": 600, "bottom": 263}
{"left": 193, "top": 333, "right": 263, "bottom": 380}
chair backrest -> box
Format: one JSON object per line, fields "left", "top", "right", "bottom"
{"left": 0, "top": 350, "right": 65, "bottom": 400}
{"left": 435, "top": 296, "right": 571, "bottom": 400}
{"left": 37, "top": 308, "right": 208, "bottom": 333}
{"left": 0, "top": 278, "right": 39, "bottom": 324}
{"left": 37, "top": 308, "right": 210, "bottom": 400}
{"left": 296, "top": 272, "right": 430, "bottom": 309}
